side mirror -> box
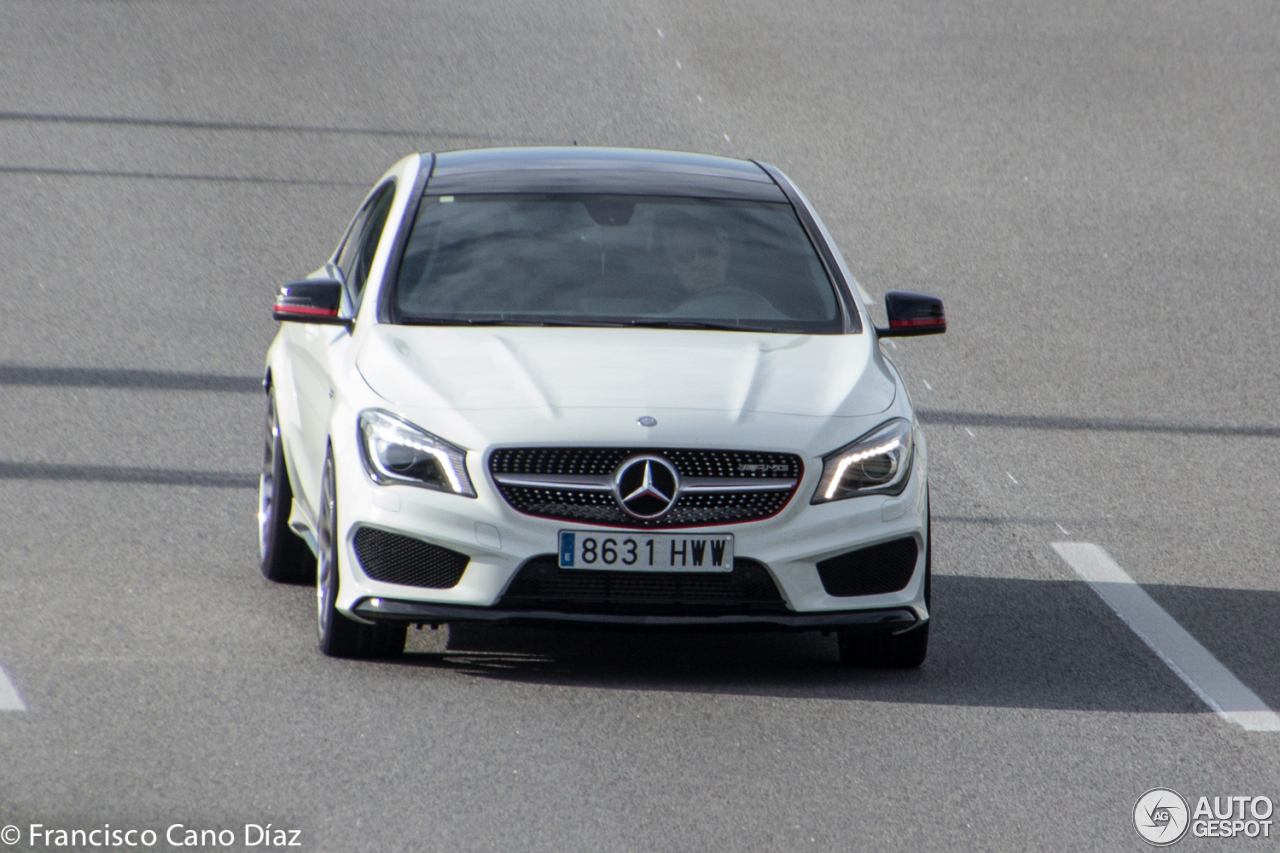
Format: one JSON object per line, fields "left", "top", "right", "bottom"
{"left": 273, "top": 279, "right": 348, "bottom": 326}
{"left": 876, "top": 290, "right": 946, "bottom": 337}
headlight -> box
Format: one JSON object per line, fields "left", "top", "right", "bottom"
{"left": 357, "top": 409, "right": 476, "bottom": 497}
{"left": 811, "top": 418, "right": 914, "bottom": 504}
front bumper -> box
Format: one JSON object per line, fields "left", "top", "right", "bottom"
{"left": 327, "top": 420, "right": 932, "bottom": 625}
{"left": 354, "top": 596, "right": 922, "bottom": 633}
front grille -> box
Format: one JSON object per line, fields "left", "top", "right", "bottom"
{"left": 497, "top": 555, "right": 789, "bottom": 615}
{"left": 490, "top": 447, "right": 802, "bottom": 527}
{"left": 497, "top": 487, "right": 794, "bottom": 528}
{"left": 492, "top": 448, "right": 801, "bottom": 479}
{"left": 816, "top": 538, "right": 918, "bottom": 597}
{"left": 353, "top": 527, "right": 469, "bottom": 589}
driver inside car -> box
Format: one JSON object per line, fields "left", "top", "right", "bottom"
{"left": 665, "top": 214, "right": 732, "bottom": 296}
{"left": 657, "top": 211, "right": 785, "bottom": 319}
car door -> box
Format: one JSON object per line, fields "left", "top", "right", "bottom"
{"left": 289, "top": 181, "right": 397, "bottom": 518}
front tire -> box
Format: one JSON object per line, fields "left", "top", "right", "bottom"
{"left": 259, "top": 390, "right": 315, "bottom": 584}
{"left": 315, "top": 452, "right": 405, "bottom": 659}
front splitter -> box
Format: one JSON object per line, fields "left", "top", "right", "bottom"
{"left": 353, "top": 597, "right": 921, "bottom": 633}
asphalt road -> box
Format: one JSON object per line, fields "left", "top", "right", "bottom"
{"left": 1, "top": 0, "right": 1278, "bottom": 850}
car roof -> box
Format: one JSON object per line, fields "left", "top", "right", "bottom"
{"left": 423, "top": 147, "right": 787, "bottom": 201}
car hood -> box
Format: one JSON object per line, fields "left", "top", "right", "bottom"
{"left": 355, "top": 325, "right": 895, "bottom": 423}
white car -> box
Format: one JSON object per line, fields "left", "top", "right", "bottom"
{"left": 260, "top": 147, "right": 946, "bottom": 666}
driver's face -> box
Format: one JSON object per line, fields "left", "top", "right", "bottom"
{"left": 668, "top": 228, "right": 730, "bottom": 294}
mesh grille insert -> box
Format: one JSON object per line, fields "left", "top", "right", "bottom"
{"left": 490, "top": 447, "right": 802, "bottom": 527}
{"left": 816, "top": 538, "right": 918, "bottom": 597}
{"left": 353, "top": 527, "right": 469, "bottom": 589}
{"left": 491, "top": 447, "right": 801, "bottom": 479}
{"left": 497, "top": 555, "right": 788, "bottom": 615}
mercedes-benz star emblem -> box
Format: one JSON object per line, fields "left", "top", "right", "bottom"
{"left": 613, "top": 455, "right": 680, "bottom": 519}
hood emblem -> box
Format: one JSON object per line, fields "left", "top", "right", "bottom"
{"left": 637, "top": 416, "right": 657, "bottom": 427}
{"left": 613, "top": 456, "right": 680, "bottom": 519}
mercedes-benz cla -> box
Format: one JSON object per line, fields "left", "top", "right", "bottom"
{"left": 260, "top": 147, "right": 946, "bottom": 666}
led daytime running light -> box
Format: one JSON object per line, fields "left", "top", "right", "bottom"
{"left": 823, "top": 437, "right": 903, "bottom": 500}
{"left": 357, "top": 409, "right": 476, "bottom": 497}
{"left": 372, "top": 429, "right": 464, "bottom": 493}
{"left": 812, "top": 418, "right": 914, "bottom": 504}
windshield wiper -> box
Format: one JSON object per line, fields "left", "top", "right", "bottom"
{"left": 398, "top": 316, "right": 777, "bottom": 332}
{"left": 625, "top": 319, "right": 777, "bottom": 332}
{"left": 399, "top": 317, "right": 624, "bottom": 328}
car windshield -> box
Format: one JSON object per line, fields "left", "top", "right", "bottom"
{"left": 392, "top": 194, "right": 845, "bottom": 333}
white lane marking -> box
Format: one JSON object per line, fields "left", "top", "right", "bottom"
{"left": 922, "top": 380, "right": 933, "bottom": 390}
{"left": 723, "top": 134, "right": 731, "bottom": 143}
{"left": 1053, "top": 542, "right": 1280, "bottom": 732}
{"left": 676, "top": 60, "right": 682, "bottom": 69}
{"left": 1055, "top": 522, "right": 1070, "bottom": 535}
{"left": 964, "top": 427, "right": 976, "bottom": 438}
{"left": 697, "top": 95, "right": 703, "bottom": 103}
{"left": 1006, "top": 471, "right": 1019, "bottom": 484}
{"left": 656, "top": 28, "right": 664, "bottom": 38}
{"left": 0, "top": 662, "right": 26, "bottom": 711}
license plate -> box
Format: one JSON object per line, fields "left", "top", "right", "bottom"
{"left": 558, "top": 531, "right": 735, "bottom": 572}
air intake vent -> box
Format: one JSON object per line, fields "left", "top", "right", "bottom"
{"left": 497, "top": 555, "right": 788, "bottom": 615}
{"left": 816, "top": 538, "right": 918, "bottom": 597}
{"left": 353, "top": 527, "right": 469, "bottom": 589}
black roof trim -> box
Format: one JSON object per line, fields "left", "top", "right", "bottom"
{"left": 425, "top": 147, "right": 787, "bottom": 201}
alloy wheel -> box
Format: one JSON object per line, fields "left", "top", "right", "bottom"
{"left": 316, "top": 457, "right": 337, "bottom": 641}
{"left": 257, "top": 395, "right": 279, "bottom": 561}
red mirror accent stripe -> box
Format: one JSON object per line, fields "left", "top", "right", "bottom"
{"left": 275, "top": 304, "right": 339, "bottom": 317}
{"left": 888, "top": 317, "right": 945, "bottom": 328}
